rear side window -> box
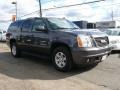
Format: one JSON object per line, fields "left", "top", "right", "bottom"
{"left": 8, "top": 21, "right": 23, "bottom": 32}
{"left": 8, "top": 23, "right": 16, "bottom": 32}
{"left": 22, "top": 19, "right": 33, "bottom": 32}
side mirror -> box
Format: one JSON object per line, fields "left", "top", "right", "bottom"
{"left": 35, "top": 25, "right": 46, "bottom": 31}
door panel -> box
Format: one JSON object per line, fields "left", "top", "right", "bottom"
{"left": 19, "top": 19, "right": 33, "bottom": 51}
{"left": 30, "top": 19, "right": 50, "bottom": 54}
{"left": 31, "top": 32, "right": 50, "bottom": 54}
{"left": 20, "top": 33, "right": 33, "bottom": 51}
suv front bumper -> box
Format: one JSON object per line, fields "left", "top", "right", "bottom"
{"left": 72, "top": 46, "right": 111, "bottom": 65}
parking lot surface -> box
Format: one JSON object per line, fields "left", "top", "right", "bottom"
{"left": 0, "top": 42, "right": 120, "bottom": 90}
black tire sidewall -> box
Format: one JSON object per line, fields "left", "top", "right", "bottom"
{"left": 11, "top": 43, "right": 20, "bottom": 57}
{"left": 52, "top": 47, "right": 73, "bottom": 72}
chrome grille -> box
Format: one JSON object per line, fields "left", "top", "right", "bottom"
{"left": 94, "top": 37, "right": 109, "bottom": 47}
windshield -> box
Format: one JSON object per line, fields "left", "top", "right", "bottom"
{"left": 105, "top": 30, "right": 112, "bottom": 35}
{"left": 47, "top": 18, "right": 79, "bottom": 30}
{"left": 112, "top": 31, "right": 120, "bottom": 36}
{"left": 105, "top": 30, "right": 120, "bottom": 36}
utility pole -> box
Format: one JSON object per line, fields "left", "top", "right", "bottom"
{"left": 38, "top": 0, "right": 42, "bottom": 17}
{"left": 19, "top": 0, "right": 105, "bottom": 18}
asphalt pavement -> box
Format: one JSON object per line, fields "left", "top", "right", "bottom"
{"left": 0, "top": 42, "right": 120, "bottom": 90}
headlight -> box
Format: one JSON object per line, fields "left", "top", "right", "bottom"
{"left": 77, "top": 35, "right": 93, "bottom": 47}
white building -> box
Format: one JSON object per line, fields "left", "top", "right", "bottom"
{"left": 96, "top": 21, "right": 120, "bottom": 29}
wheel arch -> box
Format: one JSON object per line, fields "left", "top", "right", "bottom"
{"left": 51, "top": 42, "right": 72, "bottom": 55}
{"left": 51, "top": 42, "right": 74, "bottom": 72}
{"left": 10, "top": 39, "right": 16, "bottom": 47}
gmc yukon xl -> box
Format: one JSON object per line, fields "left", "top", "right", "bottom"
{"left": 6, "top": 17, "right": 111, "bottom": 72}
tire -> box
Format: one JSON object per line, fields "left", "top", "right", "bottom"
{"left": 52, "top": 47, "right": 73, "bottom": 72}
{"left": 11, "top": 43, "right": 21, "bottom": 57}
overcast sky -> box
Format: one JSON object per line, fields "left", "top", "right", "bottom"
{"left": 0, "top": 0, "right": 120, "bottom": 30}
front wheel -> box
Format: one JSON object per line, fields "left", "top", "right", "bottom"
{"left": 52, "top": 47, "right": 73, "bottom": 72}
{"left": 11, "top": 43, "right": 21, "bottom": 57}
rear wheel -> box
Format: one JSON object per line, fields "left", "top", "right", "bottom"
{"left": 52, "top": 47, "right": 73, "bottom": 72}
{"left": 11, "top": 43, "right": 21, "bottom": 57}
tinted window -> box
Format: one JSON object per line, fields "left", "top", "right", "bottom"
{"left": 3, "top": 31, "right": 6, "bottom": 33}
{"left": 32, "top": 19, "right": 46, "bottom": 32}
{"left": 119, "top": 32, "right": 120, "bottom": 35}
{"left": 8, "top": 21, "right": 23, "bottom": 32}
{"left": 107, "top": 30, "right": 112, "bottom": 35}
{"left": 22, "top": 19, "right": 33, "bottom": 32}
{"left": 8, "top": 23, "right": 16, "bottom": 31}
{"left": 105, "top": 29, "right": 120, "bottom": 36}
{"left": 112, "top": 31, "right": 118, "bottom": 35}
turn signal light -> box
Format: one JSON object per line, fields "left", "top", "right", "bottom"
{"left": 77, "top": 36, "right": 83, "bottom": 47}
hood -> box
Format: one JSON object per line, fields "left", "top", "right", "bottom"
{"left": 65, "top": 29, "right": 107, "bottom": 37}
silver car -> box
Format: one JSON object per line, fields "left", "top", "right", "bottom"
{"left": 103, "top": 28, "right": 120, "bottom": 50}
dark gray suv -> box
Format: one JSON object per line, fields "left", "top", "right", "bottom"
{"left": 6, "top": 17, "right": 111, "bottom": 72}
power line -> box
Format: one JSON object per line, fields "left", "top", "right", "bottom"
{"left": 19, "top": 2, "right": 120, "bottom": 18}
{"left": 19, "top": 0, "right": 105, "bottom": 18}
{"left": 43, "top": 0, "right": 105, "bottom": 10}
{"left": 2, "top": 1, "right": 120, "bottom": 22}
{"left": 18, "top": 11, "right": 39, "bottom": 18}
{"left": 41, "top": 0, "right": 56, "bottom": 4}
{"left": 44, "top": 2, "right": 120, "bottom": 10}
{"left": 21, "top": 1, "right": 120, "bottom": 17}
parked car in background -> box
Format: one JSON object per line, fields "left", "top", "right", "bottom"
{"left": 103, "top": 28, "right": 120, "bottom": 50}
{"left": 6, "top": 17, "right": 111, "bottom": 72}
{"left": 0, "top": 30, "right": 6, "bottom": 41}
